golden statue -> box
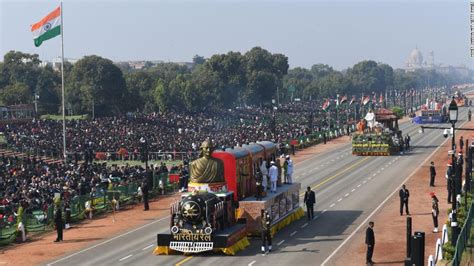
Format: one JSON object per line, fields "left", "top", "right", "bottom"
{"left": 190, "top": 140, "right": 224, "bottom": 183}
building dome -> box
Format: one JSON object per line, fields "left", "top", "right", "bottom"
{"left": 406, "top": 48, "right": 423, "bottom": 68}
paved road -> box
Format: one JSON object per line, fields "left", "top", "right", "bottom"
{"left": 47, "top": 107, "right": 470, "bottom": 266}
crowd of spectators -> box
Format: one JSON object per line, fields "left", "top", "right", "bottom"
{"left": 3, "top": 101, "right": 354, "bottom": 159}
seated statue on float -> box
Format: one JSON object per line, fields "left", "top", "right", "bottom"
{"left": 189, "top": 140, "right": 225, "bottom": 191}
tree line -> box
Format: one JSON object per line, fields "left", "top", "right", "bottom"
{"left": 0, "top": 48, "right": 471, "bottom": 116}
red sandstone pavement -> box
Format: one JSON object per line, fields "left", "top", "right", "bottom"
{"left": 0, "top": 136, "right": 350, "bottom": 266}
{"left": 334, "top": 118, "right": 474, "bottom": 265}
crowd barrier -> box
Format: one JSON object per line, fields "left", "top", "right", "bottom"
{"left": 0, "top": 173, "right": 178, "bottom": 246}
{"left": 452, "top": 201, "right": 474, "bottom": 265}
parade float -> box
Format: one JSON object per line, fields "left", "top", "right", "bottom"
{"left": 154, "top": 140, "right": 303, "bottom": 255}
{"left": 412, "top": 100, "right": 448, "bottom": 124}
{"left": 352, "top": 109, "right": 402, "bottom": 156}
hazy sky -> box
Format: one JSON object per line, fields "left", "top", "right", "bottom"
{"left": 1, "top": 0, "right": 472, "bottom": 70}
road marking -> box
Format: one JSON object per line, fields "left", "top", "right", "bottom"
{"left": 351, "top": 188, "right": 356, "bottom": 192}
{"left": 321, "top": 128, "right": 454, "bottom": 266}
{"left": 368, "top": 177, "right": 371, "bottom": 180}
{"left": 337, "top": 198, "right": 342, "bottom": 202}
{"left": 290, "top": 231, "right": 298, "bottom": 236}
{"left": 249, "top": 260, "right": 256, "bottom": 266}
{"left": 47, "top": 215, "right": 171, "bottom": 265}
{"left": 372, "top": 173, "right": 376, "bottom": 176}
{"left": 363, "top": 180, "right": 367, "bottom": 184}
{"left": 357, "top": 184, "right": 361, "bottom": 187}
{"left": 344, "top": 193, "right": 349, "bottom": 197}
{"left": 322, "top": 209, "right": 327, "bottom": 213}
{"left": 119, "top": 255, "right": 132, "bottom": 261}
{"left": 142, "top": 244, "right": 154, "bottom": 250}
{"left": 301, "top": 223, "right": 308, "bottom": 228}
{"left": 277, "top": 240, "right": 285, "bottom": 245}
{"left": 298, "top": 157, "right": 371, "bottom": 197}
{"left": 314, "top": 216, "right": 319, "bottom": 220}
{"left": 381, "top": 167, "right": 385, "bottom": 170}
{"left": 176, "top": 256, "right": 194, "bottom": 266}
{"left": 330, "top": 203, "right": 336, "bottom": 208}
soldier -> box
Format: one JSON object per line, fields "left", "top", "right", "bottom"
{"left": 468, "top": 109, "right": 471, "bottom": 121}
{"left": 141, "top": 180, "right": 149, "bottom": 211}
{"left": 431, "top": 192, "right": 439, "bottom": 233}
{"left": 255, "top": 169, "right": 263, "bottom": 201}
{"left": 54, "top": 199, "right": 63, "bottom": 242}
{"left": 261, "top": 209, "right": 272, "bottom": 254}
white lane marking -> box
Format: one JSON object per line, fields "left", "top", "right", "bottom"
{"left": 330, "top": 203, "right": 336, "bottom": 208}
{"left": 368, "top": 177, "right": 372, "bottom": 180}
{"left": 351, "top": 188, "right": 356, "bottom": 192}
{"left": 363, "top": 180, "right": 367, "bottom": 184}
{"left": 119, "top": 255, "right": 133, "bottom": 261}
{"left": 314, "top": 216, "right": 320, "bottom": 220}
{"left": 372, "top": 173, "right": 377, "bottom": 176}
{"left": 337, "top": 198, "right": 343, "bottom": 202}
{"left": 249, "top": 260, "right": 256, "bottom": 266}
{"left": 314, "top": 167, "right": 319, "bottom": 170}
{"left": 344, "top": 193, "right": 349, "bottom": 197}
{"left": 301, "top": 223, "right": 308, "bottom": 228}
{"left": 277, "top": 240, "right": 285, "bottom": 246}
{"left": 290, "top": 231, "right": 298, "bottom": 236}
{"left": 47, "top": 215, "right": 170, "bottom": 265}
{"left": 322, "top": 209, "right": 328, "bottom": 213}
{"left": 357, "top": 184, "right": 361, "bottom": 188}
{"left": 381, "top": 167, "right": 385, "bottom": 170}
{"left": 142, "top": 244, "right": 154, "bottom": 250}
{"left": 321, "top": 128, "right": 454, "bottom": 266}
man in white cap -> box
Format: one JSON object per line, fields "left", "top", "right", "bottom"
{"left": 269, "top": 161, "right": 278, "bottom": 193}
{"left": 286, "top": 155, "right": 293, "bottom": 184}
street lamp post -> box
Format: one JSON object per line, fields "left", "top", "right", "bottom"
{"left": 449, "top": 96, "right": 459, "bottom": 246}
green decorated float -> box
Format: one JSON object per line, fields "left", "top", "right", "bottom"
{"left": 352, "top": 108, "right": 402, "bottom": 156}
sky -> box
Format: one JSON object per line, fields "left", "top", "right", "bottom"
{"left": 1, "top": 0, "right": 473, "bottom": 70}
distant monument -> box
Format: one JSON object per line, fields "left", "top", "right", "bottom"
{"left": 189, "top": 140, "right": 224, "bottom": 184}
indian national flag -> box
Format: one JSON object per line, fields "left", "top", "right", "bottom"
{"left": 31, "top": 6, "right": 61, "bottom": 47}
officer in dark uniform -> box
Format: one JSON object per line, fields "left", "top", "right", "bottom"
{"left": 399, "top": 184, "right": 409, "bottom": 215}
{"left": 429, "top": 161, "right": 436, "bottom": 187}
{"left": 142, "top": 180, "right": 149, "bottom": 211}
{"left": 303, "top": 186, "right": 316, "bottom": 220}
{"left": 54, "top": 202, "right": 63, "bottom": 242}
{"left": 261, "top": 209, "right": 272, "bottom": 254}
{"left": 365, "top": 221, "right": 375, "bottom": 265}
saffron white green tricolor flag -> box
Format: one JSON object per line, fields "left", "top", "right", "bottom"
{"left": 31, "top": 6, "right": 61, "bottom": 47}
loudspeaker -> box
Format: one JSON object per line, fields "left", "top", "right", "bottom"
{"left": 411, "top": 231, "right": 425, "bottom": 266}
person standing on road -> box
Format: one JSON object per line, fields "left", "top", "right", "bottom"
{"left": 365, "top": 221, "right": 375, "bottom": 265}
{"left": 54, "top": 198, "right": 63, "bottom": 242}
{"left": 431, "top": 192, "right": 440, "bottom": 233}
{"left": 303, "top": 186, "right": 316, "bottom": 220}
{"left": 261, "top": 209, "right": 272, "bottom": 254}
{"left": 399, "top": 184, "right": 410, "bottom": 215}
{"left": 468, "top": 109, "right": 471, "bottom": 121}
{"left": 141, "top": 180, "right": 149, "bottom": 211}
{"left": 429, "top": 161, "right": 436, "bottom": 187}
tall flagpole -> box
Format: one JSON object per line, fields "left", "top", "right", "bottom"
{"left": 60, "top": 2, "right": 66, "bottom": 162}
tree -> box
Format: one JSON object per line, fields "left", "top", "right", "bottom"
{"left": 125, "top": 71, "right": 156, "bottom": 112}
{"left": 193, "top": 55, "right": 206, "bottom": 66}
{"left": 67, "top": 55, "right": 128, "bottom": 116}
{"left": 0, "top": 83, "right": 30, "bottom": 105}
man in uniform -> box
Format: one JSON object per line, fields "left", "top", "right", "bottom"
{"left": 303, "top": 186, "right": 316, "bottom": 220}
{"left": 54, "top": 198, "right": 63, "bottom": 242}
{"left": 399, "top": 184, "right": 410, "bottom": 215}
{"left": 142, "top": 180, "right": 149, "bottom": 211}
{"left": 365, "top": 221, "right": 375, "bottom": 265}
{"left": 429, "top": 161, "right": 436, "bottom": 187}
{"left": 261, "top": 209, "right": 272, "bottom": 254}
{"left": 468, "top": 109, "right": 471, "bottom": 121}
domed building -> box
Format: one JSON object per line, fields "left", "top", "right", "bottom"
{"left": 405, "top": 47, "right": 424, "bottom": 69}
